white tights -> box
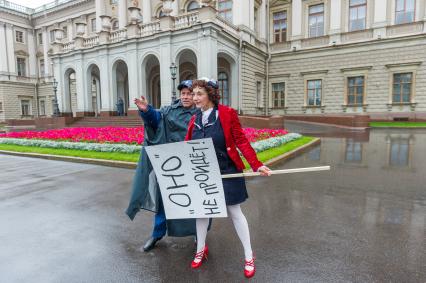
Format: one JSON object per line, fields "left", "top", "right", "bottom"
{"left": 196, "top": 204, "right": 253, "bottom": 260}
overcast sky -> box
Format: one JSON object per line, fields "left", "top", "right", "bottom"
{"left": 9, "top": 0, "right": 53, "bottom": 8}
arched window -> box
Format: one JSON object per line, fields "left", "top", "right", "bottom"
{"left": 111, "top": 20, "right": 119, "bottom": 30}
{"left": 187, "top": 1, "right": 200, "bottom": 11}
{"left": 218, "top": 72, "right": 229, "bottom": 105}
{"left": 218, "top": 0, "right": 233, "bottom": 22}
{"left": 158, "top": 8, "right": 165, "bottom": 18}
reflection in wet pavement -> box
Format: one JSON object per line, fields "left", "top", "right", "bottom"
{"left": 0, "top": 126, "right": 425, "bottom": 282}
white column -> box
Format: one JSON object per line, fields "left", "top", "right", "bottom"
{"left": 142, "top": 0, "right": 152, "bottom": 23}
{"left": 329, "top": 0, "right": 342, "bottom": 44}
{"left": 0, "top": 23, "right": 8, "bottom": 73}
{"left": 95, "top": 0, "right": 105, "bottom": 32}
{"left": 291, "top": 0, "right": 303, "bottom": 49}
{"left": 5, "top": 24, "right": 16, "bottom": 74}
{"left": 233, "top": 0, "right": 252, "bottom": 27}
{"left": 423, "top": 0, "right": 426, "bottom": 32}
{"left": 42, "top": 28, "right": 51, "bottom": 77}
{"left": 330, "top": 0, "right": 341, "bottom": 34}
{"left": 197, "top": 29, "right": 218, "bottom": 79}
{"left": 27, "top": 29, "right": 37, "bottom": 77}
{"left": 99, "top": 53, "right": 112, "bottom": 111}
{"left": 52, "top": 58, "right": 64, "bottom": 112}
{"left": 373, "top": 0, "right": 388, "bottom": 38}
{"left": 67, "top": 20, "right": 74, "bottom": 41}
{"left": 118, "top": 0, "right": 128, "bottom": 29}
{"left": 74, "top": 55, "right": 87, "bottom": 113}
{"left": 170, "top": 0, "right": 179, "bottom": 16}
{"left": 291, "top": 0, "right": 302, "bottom": 38}
{"left": 159, "top": 37, "right": 172, "bottom": 106}
{"left": 373, "top": 0, "right": 388, "bottom": 26}
{"left": 127, "top": 44, "right": 139, "bottom": 111}
{"left": 258, "top": 0, "right": 266, "bottom": 40}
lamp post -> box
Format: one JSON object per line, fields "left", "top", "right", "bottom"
{"left": 170, "top": 62, "right": 177, "bottom": 102}
{"left": 52, "top": 78, "right": 60, "bottom": 117}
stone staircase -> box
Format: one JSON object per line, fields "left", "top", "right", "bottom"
{"left": 67, "top": 116, "right": 143, "bottom": 128}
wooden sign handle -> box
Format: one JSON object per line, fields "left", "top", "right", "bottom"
{"left": 221, "top": 166, "right": 331, "bottom": 179}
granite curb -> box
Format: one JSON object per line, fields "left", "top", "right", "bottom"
{"left": 0, "top": 138, "right": 321, "bottom": 170}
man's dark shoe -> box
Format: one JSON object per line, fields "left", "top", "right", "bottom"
{"left": 143, "top": 236, "right": 163, "bottom": 252}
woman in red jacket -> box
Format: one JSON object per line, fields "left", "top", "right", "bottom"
{"left": 185, "top": 79, "right": 271, "bottom": 278}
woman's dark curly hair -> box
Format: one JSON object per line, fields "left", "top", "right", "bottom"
{"left": 192, "top": 79, "right": 221, "bottom": 105}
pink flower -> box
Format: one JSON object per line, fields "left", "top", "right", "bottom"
{"left": 0, "top": 126, "right": 287, "bottom": 144}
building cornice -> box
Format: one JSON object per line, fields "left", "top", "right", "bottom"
{"left": 31, "top": 0, "right": 93, "bottom": 18}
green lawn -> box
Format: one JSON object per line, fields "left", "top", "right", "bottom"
{"left": 0, "top": 136, "right": 315, "bottom": 165}
{"left": 0, "top": 144, "right": 141, "bottom": 162}
{"left": 242, "top": 136, "right": 315, "bottom": 168}
{"left": 370, "top": 122, "right": 426, "bottom": 128}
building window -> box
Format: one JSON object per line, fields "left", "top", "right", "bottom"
{"left": 91, "top": 18, "right": 97, "bottom": 32}
{"left": 39, "top": 59, "right": 45, "bottom": 77}
{"left": 345, "top": 139, "right": 362, "bottom": 163}
{"left": 393, "top": 73, "right": 412, "bottom": 103}
{"left": 395, "top": 0, "right": 415, "bottom": 24}
{"left": 38, "top": 33, "right": 43, "bottom": 44}
{"left": 15, "top": 30, "right": 24, "bottom": 43}
{"left": 273, "top": 11, "right": 287, "bottom": 43}
{"left": 390, "top": 138, "right": 409, "bottom": 166}
{"left": 17, "top": 58, "right": 26, "bottom": 77}
{"left": 307, "top": 79, "right": 322, "bottom": 106}
{"left": 39, "top": 100, "right": 46, "bottom": 116}
{"left": 272, "top": 82, "right": 285, "bottom": 108}
{"left": 218, "top": 72, "right": 229, "bottom": 106}
{"left": 349, "top": 0, "right": 367, "bottom": 31}
{"left": 112, "top": 20, "right": 119, "bottom": 30}
{"left": 347, "top": 76, "right": 364, "bottom": 105}
{"left": 110, "top": 0, "right": 117, "bottom": 4}
{"left": 21, "top": 100, "right": 31, "bottom": 116}
{"left": 63, "top": 26, "right": 68, "bottom": 39}
{"left": 187, "top": 1, "right": 200, "bottom": 11}
{"left": 0, "top": 102, "right": 3, "bottom": 112}
{"left": 50, "top": 30, "right": 55, "bottom": 42}
{"left": 256, "top": 81, "right": 263, "bottom": 108}
{"left": 218, "top": 0, "right": 233, "bottom": 22}
{"left": 308, "top": 4, "right": 324, "bottom": 37}
{"left": 254, "top": 7, "right": 259, "bottom": 34}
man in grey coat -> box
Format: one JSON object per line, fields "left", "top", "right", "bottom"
{"left": 126, "top": 80, "right": 197, "bottom": 251}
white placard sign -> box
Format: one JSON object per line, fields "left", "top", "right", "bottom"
{"left": 145, "top": 138, "right": 227, "bottom": 219}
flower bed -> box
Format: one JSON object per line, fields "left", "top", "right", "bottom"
{"left": 0, "top": 133, "right": 301, "bottom": 154}
{"left": 0, "top": 127, "right": 288, "bottom": 145}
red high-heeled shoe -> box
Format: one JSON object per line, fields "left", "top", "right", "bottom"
{"left": 190, "top": 245, "right": 209, "bottom": 269}
{"left": 244, "top": 256, "right": 256, "bottom": 278}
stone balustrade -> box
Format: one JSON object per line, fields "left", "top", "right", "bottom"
{"left": 62, "top": 41, "right": 75, "bottom": 52}
{"left": 140, "top": 20, "right": 160, "bottom": 36}
{"left": 109, "top": 29, "right": 127, "bottom": 43}
{"left": 83, "top": 35, "right": 99, "bottom": 48}
{"left": 174, "top": 11, "right": 200, "bottom": 29}
{"left": 54, "top": 8, "right": 236, "bottom": 54}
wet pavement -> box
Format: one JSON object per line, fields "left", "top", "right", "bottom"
{"left": 1, "top": 125, "right": 425, "bottom": 283}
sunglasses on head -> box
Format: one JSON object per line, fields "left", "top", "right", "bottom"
{"left": 181, "top": 80, "right": 192, "bottom": 87}
{"left": 199, "top": 77, "right": 219, "bottom": 89}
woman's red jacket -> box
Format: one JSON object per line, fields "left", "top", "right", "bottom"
{"left": 185, "top": 104, "right": 263, "bottom": 172}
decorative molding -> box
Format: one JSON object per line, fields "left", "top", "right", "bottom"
{"left": 15, "top": 50, "right": 29, "bottom": 56}
{"left": 340, "top": 66, "right": 373, "bottom": 72}
{"left": 300, "top": 70, "right": 328, "bottom": 76}
{"left": 385, "top": 62, "right": 422, "bottom": 69}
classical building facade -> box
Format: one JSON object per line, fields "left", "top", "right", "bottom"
{"left": 0, "top": 0, "right": 425, "bottom": 123}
